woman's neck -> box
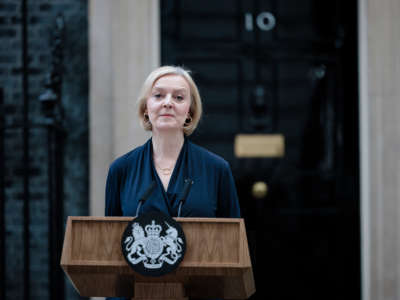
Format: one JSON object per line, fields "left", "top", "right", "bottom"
{"left": 151, "top": 130, "right": 184, "bottom": 162}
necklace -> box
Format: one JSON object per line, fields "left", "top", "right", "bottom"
{"left": 158, "top": 167, "right": 172, "bottom": 176}
{"left": 155, "top": 163, "right": 174, "bottom": 176}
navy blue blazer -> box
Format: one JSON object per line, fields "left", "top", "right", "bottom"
{"left": 105, "top": 138, "right": 240, "bottom": 219}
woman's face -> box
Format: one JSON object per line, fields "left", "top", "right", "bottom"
{"left": 146, "top": 74, "right": 191, "bottom": 134}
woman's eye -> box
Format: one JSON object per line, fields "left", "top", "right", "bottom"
{"left": 154, "top": 93, "right": 162, "bottom": 98}
{"left": 175, "top": 95, "right": 184, "bottom": 101}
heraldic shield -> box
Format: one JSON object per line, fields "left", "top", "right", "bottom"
{"left": 121, "top": 211, "right": 186, "bottom": 277}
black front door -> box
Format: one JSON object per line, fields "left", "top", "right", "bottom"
{"left": 161, "top": 1, "right": 359, "bottom": 299}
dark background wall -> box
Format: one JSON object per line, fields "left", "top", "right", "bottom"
{"left": 0, "top": 0, "right": 88, "bottom": 299}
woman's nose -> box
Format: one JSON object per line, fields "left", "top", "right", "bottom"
{"left": 163, "top": 94, "right": 172, "bottom": 107}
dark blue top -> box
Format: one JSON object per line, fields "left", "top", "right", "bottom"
{"left": 105, "top": 138, "right": 240, "bottom": 219}
{"left": 105, "top": 138, "right": 240, "bottom": 300}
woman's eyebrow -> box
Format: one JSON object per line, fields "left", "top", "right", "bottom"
{"left": 173, "top": 88, "right": 188, "bottom": 93}
{"left": 152, "top": 86, "right": 188, "bottom": 93}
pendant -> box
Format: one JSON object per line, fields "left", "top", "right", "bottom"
{"left": 160, "top": 168, "right": 172, "bottom": 176}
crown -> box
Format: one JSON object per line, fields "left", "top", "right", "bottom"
{"left": 145, "top": 220, "right": 162, "bottom": 237}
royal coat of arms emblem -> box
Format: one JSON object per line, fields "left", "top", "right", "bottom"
{"left": 121, "top": 211, "right": 186, "bottom": 277}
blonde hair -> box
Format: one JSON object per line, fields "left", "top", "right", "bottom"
{"left": 137, "top": 66, "right": 203, "bottom": 136}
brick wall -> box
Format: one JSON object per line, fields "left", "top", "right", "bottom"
{"left": 0, "top": 0, "right": 88, "bottom": 299}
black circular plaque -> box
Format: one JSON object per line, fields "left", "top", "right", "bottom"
{"left": 121, "top": 211, "right": 186, "bottom": 277}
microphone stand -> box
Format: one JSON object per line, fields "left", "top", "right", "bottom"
{"left": 135, "top": 181, "right": 156, "bottom": 217}
{"left": 177, "top": 179, "right": 194, "bottom": 217}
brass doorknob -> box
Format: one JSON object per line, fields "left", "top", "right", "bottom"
{"left": 252, "top": 181, "right": 268, "bottom": 199}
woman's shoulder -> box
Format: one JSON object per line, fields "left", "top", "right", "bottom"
{"left": 187, "top": 140, "right": 230, "bottom": 169}
{"left": 109, "top": 140, "right": 149, "bottom": 173}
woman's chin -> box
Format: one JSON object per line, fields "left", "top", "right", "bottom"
{"left": 153, "top": 123, "right": 183, "bottom": 133}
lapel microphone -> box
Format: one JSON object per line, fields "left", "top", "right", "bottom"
{"left": 177, "top": 178, "right": 194, "bottom": 217}
{"left": 135, "top": 181, "right": 156, "bottom": 217}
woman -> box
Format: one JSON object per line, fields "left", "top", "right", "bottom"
{"left": 105, "top": 65, "right": 240, "bottom": 220}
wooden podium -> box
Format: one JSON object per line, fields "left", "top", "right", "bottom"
{"left": 61, "top": 216, "right": 255, "bottom": 299}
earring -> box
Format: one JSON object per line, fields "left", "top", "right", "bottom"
{"left": 144, "top": 112, "right": 150, "bottom": 123}
{"left": 184, "top": 116, "right": 192, "bottom": 126}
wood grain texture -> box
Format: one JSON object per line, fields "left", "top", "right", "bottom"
{"left": 61, "top": 216, "right": 255, "bottom": 299}
{"left": 182, "top": 221, "right": 239, "bottom": 264}
{"left": 71, "top": 219, "right": 126, "bottom": 262}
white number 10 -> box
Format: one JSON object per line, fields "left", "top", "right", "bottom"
{"left": 245, "top": 12, "right": 276, "bottom": 31}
